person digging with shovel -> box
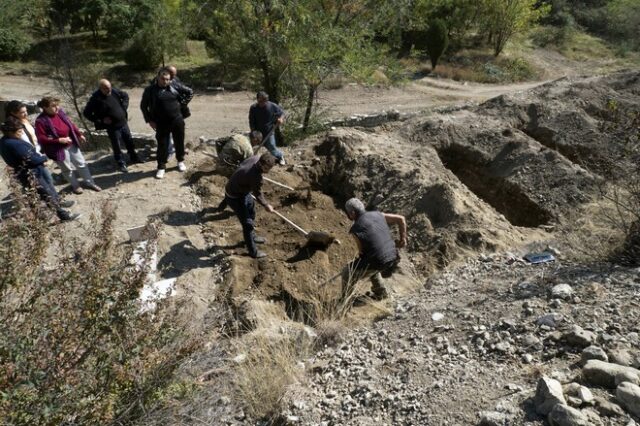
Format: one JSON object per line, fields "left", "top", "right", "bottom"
{"left": 223, "top": 152, "right": 277, "bottom": 259}
{"left": 340, "top": 197, "right": 407, "bottom": 303}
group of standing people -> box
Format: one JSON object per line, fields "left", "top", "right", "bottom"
{"left": 0, "top": 66, "right": 407, "bottom": 305}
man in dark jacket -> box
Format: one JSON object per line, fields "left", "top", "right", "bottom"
{"left": 83, "top": 79, "right": 142, "bottom": 173}
{"left": 140, "top": 68, "right": 193, "bottom": 179}
{"left": 0, "top": 117, "right": 79, "bottom": 221}
{"left": 249, "top": 91, "right": 286, "bottom": 165}
{"left": 340, "top": 198, "right": 407, "bottom": 303}
{"left": 224, "top": 153, "right": 277, "bottom": 258}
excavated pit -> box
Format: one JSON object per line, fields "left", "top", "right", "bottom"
{"left": 435, "top": 144, "right": 554, "bottom": 228}
{"left": 188, "top": 152, "right": 393, "bottom": 330}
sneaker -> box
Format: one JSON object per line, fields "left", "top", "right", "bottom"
{"left": 277, "top": 158, "right": 286, "bottom": 166}
{"left": 118, "top": 163, "right": 129, "bottom": 173}
{"left": 87, "top": 183, "right": 102, "bottom": 192}
{"left": 58, "top": 211, "right": 81, "bottom": 222}
{"left": 60, "top": 200, "right": 75, "bottom": 208}
{"left": 254, "top": 236, "right": 266, "bottom": 244}
{"left": 251, "top": 250, "right": 267, "bottom": 259}
{"left": 155, "top": 169, "right": 165, "bottom": 179}
{"left": 177, "top": 161, "right": 187, "bottom": 172}
{"left": 72, "top": 186, "right": 84, "bottom": 194}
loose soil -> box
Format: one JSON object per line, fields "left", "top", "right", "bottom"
{"left": 1, "top": 54, "right": 639, "bottom": 426}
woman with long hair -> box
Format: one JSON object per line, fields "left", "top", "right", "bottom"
{"left": 5, "top": 100, "right": 56, "bottom": 186}
{"left": 35, "top": 97, "right": 101, "bottom": 194}
{"left": 0, "top": 116, "right": 79, "bottom": 221}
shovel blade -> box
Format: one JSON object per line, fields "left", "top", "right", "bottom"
{"left": 306, "top": 231, "right": 336, "bottom": 248}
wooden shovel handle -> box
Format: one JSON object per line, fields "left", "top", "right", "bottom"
{"left": 271, "top": 209, "right": 309, "bottom": 237}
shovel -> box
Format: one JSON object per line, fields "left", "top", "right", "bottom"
{"left": 252, "top": 195, "right": 338, "bottom": 248}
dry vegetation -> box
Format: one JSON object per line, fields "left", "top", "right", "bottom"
{"left": 0, "top": 186, "right": 200, "bottom": 425}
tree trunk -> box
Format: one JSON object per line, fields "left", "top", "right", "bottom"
{"left": 302, "top": 84, "right": 318, "bottom": 132}
{"left": 259, "top": 58, "right": 279, "bottom": 103}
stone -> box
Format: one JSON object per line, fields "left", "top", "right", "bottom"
{"left": 563, "top": 326, "right": 596, "bottom": 348}
{"left": 535, "top": 376, "right": 567, "bottom": 415}
{"left": 432, "top": 312, "right": 445, "bottom": 321}
{"left": 582, "top": 346, "right": 608, "bottom": 363}
{"left": 564, "top": 383, "right": 594, "bottom": 405}
{"left": 577, "top": 387, "right": 594, "bottom": 405}
{"left": 608, "top": 349, "right": 634, "bottom": 367}
{"left": 478, "top": 411, "right": 510, "bottom": 425}
{"left": 537, "top": 313, "right": 563, "bottom": 328}
{"left": 551, "top": 284, "right": 573, "bottom": 300}
{"left": 616, "top": 371, "right": 640, "bottom": 386}
{"left": 617, "top": 382, "right": 640, "bottom": 417}
{"left": 594, "top": 397, "right": 625, "bottom": 417}
{"left": 583, "top": 360, "right": 640, "bottom": 389}
{"left": 548, "top": 404, "right": 590, "bottom": 426}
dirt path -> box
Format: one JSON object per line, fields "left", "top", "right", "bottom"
{"left": 0, "top": 73, "right": 548, "bottom": 140}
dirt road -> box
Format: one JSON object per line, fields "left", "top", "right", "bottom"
{"left": 0, "top": 73, "right": 546, "bottom": 140}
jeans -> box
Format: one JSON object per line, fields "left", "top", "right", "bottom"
{"left": 226, "top": 193, "right": 257, "bottom": 257}
{"left": 107, "top": 124, "right": 138, "bottom": 165}
{"left": 55, "top": 145, "right": 95, "bottom": 189}
{"left": 263, "top": 133, "right": 283, "bottom": 161}
{"left": 156, "top": 117, "right": 185, "bottom": 170}
{"left": 23, "top": 166, "right": 67, "bottom": 219}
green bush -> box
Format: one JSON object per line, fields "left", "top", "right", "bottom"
{"left": 124, "top": 28, "right": 163, "bottom": 70}
{"left": 0, "top": 193, "right": 198, "bottom": 424}
{"left": 425, "top": 19, "right": 449, "bottom": 70}
{"left": 0, "top": 28, "right": 31, "bottom": 60}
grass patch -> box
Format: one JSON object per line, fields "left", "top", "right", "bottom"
{"left": 428, "top": 49, "right": 542, "bottom": 83}
{"left": 232, "top": 334, "right": 310, "bottom": 422}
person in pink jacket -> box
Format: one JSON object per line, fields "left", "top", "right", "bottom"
{"left": 35, "top": 97, "right": 101, "bottom": 194}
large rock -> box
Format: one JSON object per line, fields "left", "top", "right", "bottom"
{"left": 583, "top": 360, "right": 640, "bottom": 389}
{"left": 535, "top": 376, "right": 567, "bottom": 415}
{"left": 562, "top": 325, "right": 596, "bottom": 348}
{"left": 548, "top": 404, "right": 590, "bottom": 426}
{"left": 616, "top": 382, "right": 640, "bottom": 417}
{"left": 581, "top": 346, "right": 608, "bottom": 363}
{"left": 593, "top": 397, "right": 625, "bottom": 417}
{"left": 608, "top": 348, "right": 634, "bottom": 366}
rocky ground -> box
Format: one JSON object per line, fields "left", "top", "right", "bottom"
{"left": 1, "top": 64, "right": 639, "bottom": 425}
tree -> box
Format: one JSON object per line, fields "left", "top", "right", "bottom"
{"left": 0, "top": 1, "right": 32, "bottom": 60}
{"left": 204, "top": 0, "right": 397, "bottom": 131}
{"left": 425, "top": 19, "right": 449, "bottom": 70}
{"left": 482, "top": 0, "right": 550, "bottom": 56}
{"left": 123, "top": 0, "right": 187, "bottom": 69}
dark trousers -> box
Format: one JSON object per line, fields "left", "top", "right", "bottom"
{"left": 226, "top": 194, "right": 257, "bottom": 257}
{"left": 155, "top": 117, "right": 185, "bottom": 170}
{"left": 107, "top": 124, "right": 138, "bottom": 166}
{"left": 22, "top": 167, "right": 66, "bottom": 220}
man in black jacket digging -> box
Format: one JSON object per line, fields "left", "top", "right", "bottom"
{"left": 223, "top": 153, "right": 277, "bottom": 259}
{"left": 140, "top": 68, "right": 193, "bottom": 179}
{"left": 83, "top": 79, "right": 142, "bottom": 173}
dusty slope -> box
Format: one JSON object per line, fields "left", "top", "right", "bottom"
{"left": 1, "top": 60, "right": 639, "bottom": 425}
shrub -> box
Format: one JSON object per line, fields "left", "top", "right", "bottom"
{"left": 0, "top": 191, "right": 198, "bottom": 424}
{"left": 591, "top": 102, "right": 640, "bottom": 264}
{"left": 425, "top": 19, "right": 449, "bottom": 71}
{"left": 124, "top": 28, "right": 163, "bottom": 70}
{"left": 0, "top": 28, "right": 31, "bottom": 60}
